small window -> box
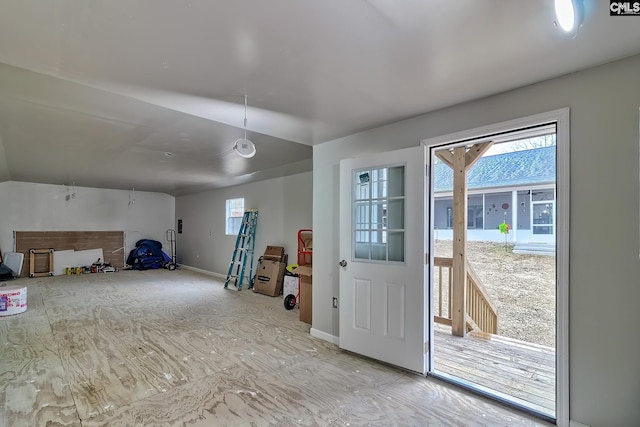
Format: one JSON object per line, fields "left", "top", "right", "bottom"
{"left": 226, "top": 198, "right": 245, "bottom": 235}
{"left": 353, "top": 165, "right": 405, "bottom": 263}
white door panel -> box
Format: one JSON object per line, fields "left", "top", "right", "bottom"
{"left": 339, "top": 146, "right": 426, "bottom": 373}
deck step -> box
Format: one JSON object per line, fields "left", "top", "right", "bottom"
{"left": 512, "top": 242, "right": 555, "bottom": 256}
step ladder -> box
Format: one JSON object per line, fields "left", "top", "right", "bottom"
{"left": 224, "top": 210, "right": 258, "bottom": 290}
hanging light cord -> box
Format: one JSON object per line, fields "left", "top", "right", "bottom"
{"left": 243, "top": 94, "right": 248, "bottom": 140}
{"left": 231, "top": 94, "right": 256, "bottom": 158}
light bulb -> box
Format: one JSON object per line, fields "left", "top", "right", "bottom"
{"left": 555, "top": 0, "right": 576, "bottom": 33}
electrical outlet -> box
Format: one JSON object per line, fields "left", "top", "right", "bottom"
{"left": 332, "top": 297, "right": 338, "bottom": 308}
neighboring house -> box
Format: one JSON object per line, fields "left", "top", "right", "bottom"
{"left": 433, "top": 146, "right": 556, "bottom": 244}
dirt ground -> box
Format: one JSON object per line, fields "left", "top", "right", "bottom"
{"left": 434, "top": 240, "right": 556, "bottom": 347}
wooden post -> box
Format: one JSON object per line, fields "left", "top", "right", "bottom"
{"left": 451, "top": 146, "right": 467, "bottom": 337}
{"left": 436, "top": 141, "right": 493, "bottom": 337}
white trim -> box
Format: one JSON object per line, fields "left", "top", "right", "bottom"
{"left": 434, "top": 183, "right": 555, "bottom": 198}
{"left": 427, "top": 153, "right": 436, "bottom": 374}
{"left": 420, "top": 108, "right": 567, "bottom": 147}
{"left": 422, "top": 107, "right": 570, "bottom": 427}
{"left": 180, "top": 265, "right": 227, "bottom": 280}
{"left": 310, "top": 328, "right": 340, "bottom": 345}
{"left": 556, "top": 107, "right": 570, "bottom": 427}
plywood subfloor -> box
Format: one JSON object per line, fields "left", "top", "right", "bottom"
{"left": 0, "top": 271, "right": 551, "bottom": 426}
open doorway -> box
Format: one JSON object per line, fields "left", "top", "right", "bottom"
{"left": 425, "top": 111, "right": 569, "bottom": 424}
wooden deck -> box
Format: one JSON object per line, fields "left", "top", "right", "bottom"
{"left": 433, "top": 324, "right": 556, "bottom": 417}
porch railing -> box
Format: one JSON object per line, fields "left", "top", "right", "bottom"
{"left": 434, "top": 257, "right": 498, "bottom": 334}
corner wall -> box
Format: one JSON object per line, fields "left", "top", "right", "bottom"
{"left": 313, "top": 55, "right": 640, "bottom": 426}
{"left": 0, "top": 181, "right": 175, "bottom": 257}
{"left": 175, "top": 171, "right": 312, "bottom": 276}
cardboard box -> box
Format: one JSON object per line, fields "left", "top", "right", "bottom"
{"left": 252, "top": 259, "right": 285, "bottom": 297}
{"left": 263, "top": 245, "right": 285, "bottom": 262}
{"left": 283, "top": 275, "right": 299, "bottom": 298}
{"left": 296, "top": 265, "right": 312, "bottom": 324}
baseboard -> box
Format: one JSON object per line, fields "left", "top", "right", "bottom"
{"left": 180, "top": 265, "right": 226, "bottom": 280}
{"left": 310, "top": 328, "right": 340, "bottom": 345}
{"left": 569, "top": 421, "right": 590, "bottom": 427}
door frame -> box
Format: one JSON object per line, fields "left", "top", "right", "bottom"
{"left": 421, "top": 108, "right": 570, "bottom": 427}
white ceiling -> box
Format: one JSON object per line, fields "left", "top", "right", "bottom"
{"left": 1, "top": 0, "right": 639, "bottom": 196}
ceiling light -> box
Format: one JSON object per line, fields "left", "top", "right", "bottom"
{"left": 232, "top": 95, "right": 256, "bottom": 158}
{"left": 233, "top": 138, "right": 256, "bottom": 158}
{"left": 554, "top": 0, "right": 583, "bottom": 36}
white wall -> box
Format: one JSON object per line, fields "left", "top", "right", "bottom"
{"left": 0, "top": 135, "right": 9, "bottom": 181}
{"left": 313, "top": 55, "right": 640, "bottom": 426}
{"left": 0, "top": 181, "right": 175, "bottom": 258}
{"left": 175, "top": 171, "right": 312, "bottom": 276}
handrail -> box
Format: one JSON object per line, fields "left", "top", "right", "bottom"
{"left": 466, "top": 262, "right": 497, "bottom": 315}
{"left": 434, "top": 257, "right": 498, "bottom": 334}
{"left": 466, "top": 262, "right": 498, "bottom": 333}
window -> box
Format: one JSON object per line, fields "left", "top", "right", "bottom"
{"left": 467, "top": 195, "right": 484, "bottom": 229}
{"left": 439, "top": 197, "right": 482, "bottom": 229}
{"left": 226, "top": 198, "right": 245, "bottom": 235}
{"left": 353, "top": 166, "right": 405, "bottom": 262}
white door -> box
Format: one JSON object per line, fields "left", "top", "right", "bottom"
{"left": 339, "top": 146, "right": 427, "bottom": 373}
{"left": 531, "top": 188, "right": 556, "bottom": 244}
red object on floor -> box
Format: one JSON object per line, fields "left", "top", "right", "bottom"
{"left": 297, "top": 229, "right": 312, "bottom": 266}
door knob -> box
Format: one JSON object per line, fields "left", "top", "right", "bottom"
{"left": 339, "top": 260, "right": 347, "bottom": 267}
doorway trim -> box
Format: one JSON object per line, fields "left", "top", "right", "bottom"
{"left": 421, "top": 108, "right": 570, "bottom": 427}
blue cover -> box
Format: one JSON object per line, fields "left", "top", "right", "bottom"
{"left": 126, "top": 239, "right": 170, "bottom": 270}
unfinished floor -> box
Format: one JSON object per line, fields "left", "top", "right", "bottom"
{"left": 0, "top": 270, "right": 551, "bottom": 426}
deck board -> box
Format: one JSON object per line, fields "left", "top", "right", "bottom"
{"left": 434, "top": 324, "right": 556, "bottom": 416}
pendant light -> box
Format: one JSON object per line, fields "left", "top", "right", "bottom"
{"left": 232, "top": 95, "right": 256, "bottom": 158}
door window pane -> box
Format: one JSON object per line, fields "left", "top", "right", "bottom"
{"left": 353, "top": 165, "right": 405, "bottom": 262}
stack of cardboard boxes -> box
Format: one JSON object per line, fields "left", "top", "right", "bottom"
{"left": 252, "top": 246, "right": 287, "bottom": 297}
{"left": 252, "top": 241, "right": 313, "bottom": 325}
